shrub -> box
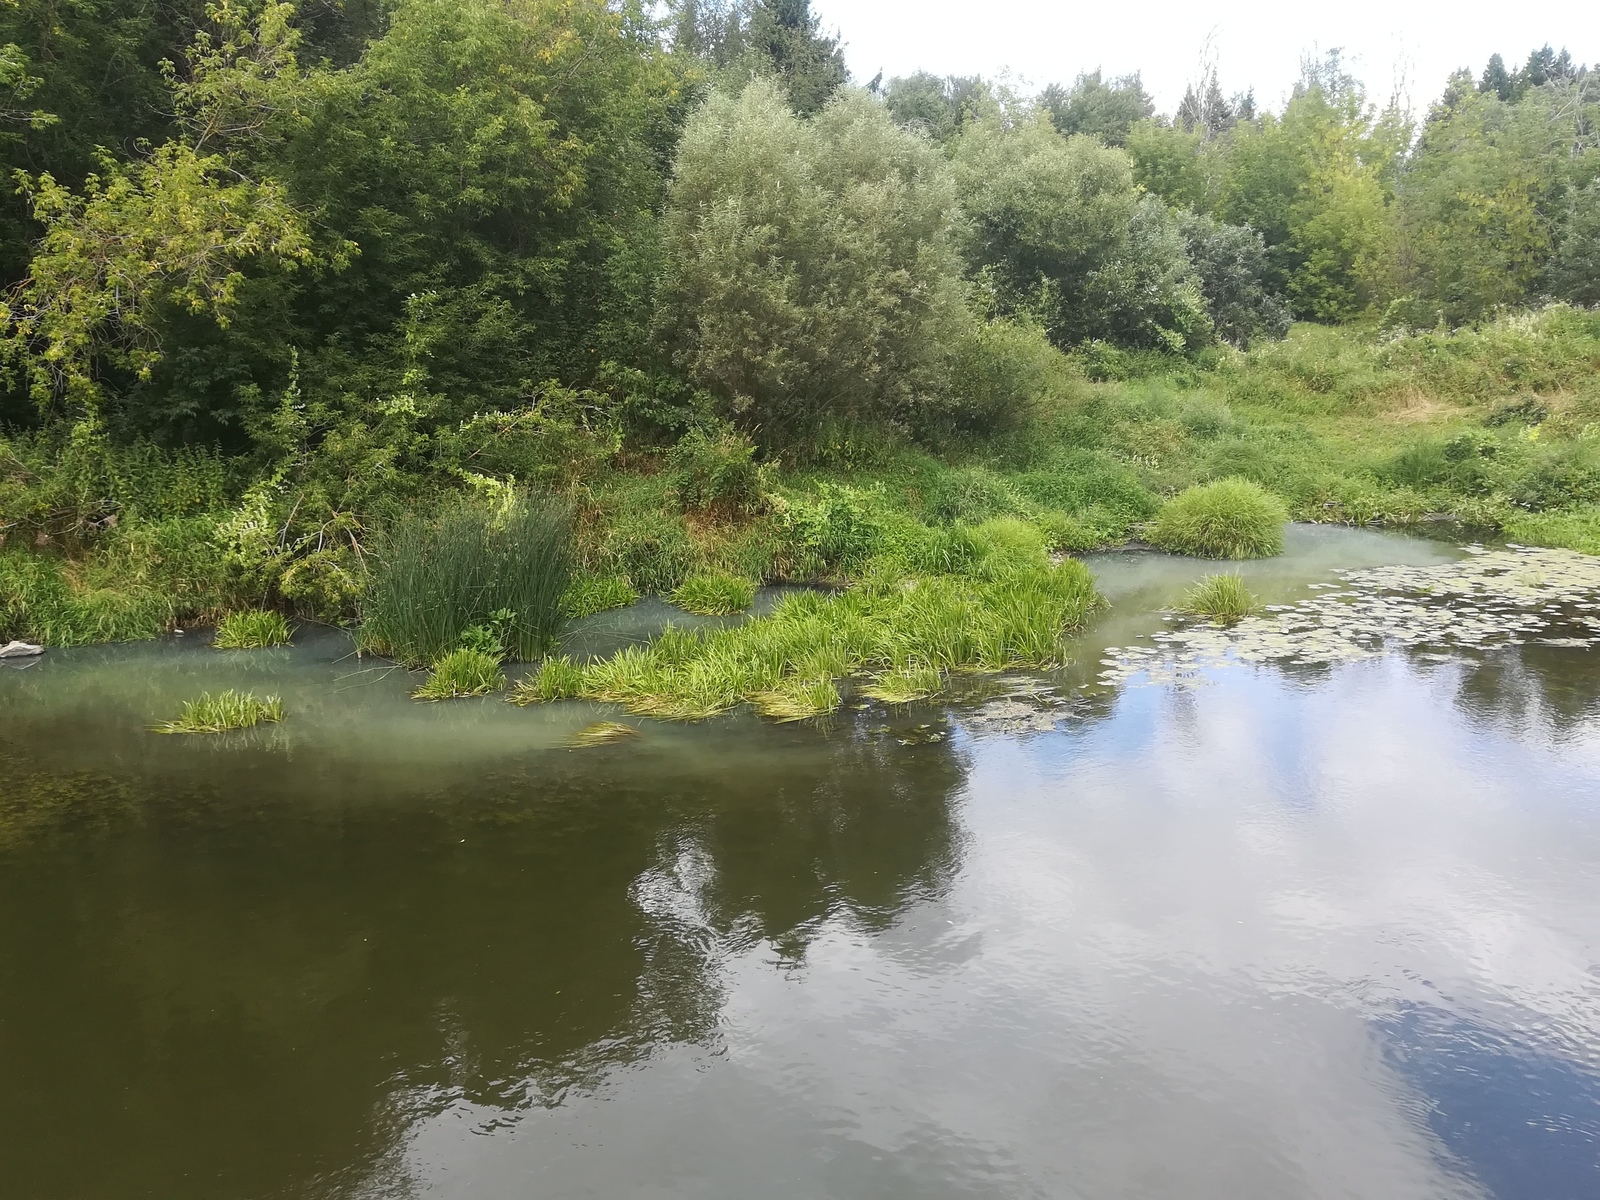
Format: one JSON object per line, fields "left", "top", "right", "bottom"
{"left": 671, "top": 572, "right": 757, "bottom": 615}
{"left": 667, "top": 427, "right": 767, "bottom": 513}
{"left": 358, "top": 496, "right": 572, "bottom": 665}
{"left": 1147, "top": 479, "right": 1287, "bottom": 558}
{"left": 560, "top": 574, "right": 639, "bottom": 619}
{"left": 774, "top": 484, "right": 885, "bottom": 576}
{"left": 1179, "top": 574, "right": 1262, "bottom": 623}
{"left": 412, "top": 648, "right": 506, "bottom": 700}
{"left": 154, "top": 691, "right": 284, "bottom": 734}
{"left": 601, "top": 509, "right": 696, "bottom": 594}
{"left": 212, "top": 610, "right": 293, "bottom": 649}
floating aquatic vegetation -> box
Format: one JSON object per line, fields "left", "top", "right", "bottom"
{"left": 155, "top": 691, "right": 284, "bottom": 734}
{"left": 963, "top": 698, "right": 1063, "bottom": 734}
{"left": 1100, "top": 546, "right": 1600, "bottom": 687}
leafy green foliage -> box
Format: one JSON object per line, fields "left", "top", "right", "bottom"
{"left": 1148, "top": 479, "right": 1288, "bottom": 558}
{"left": 212, "top": 609, "right": 292, "bottom": 649}
{"left": 658, "top": 79, "right": 967, "bottom": 441}
{"left": 667, "top": 426, "right": 767, "bottom": 512}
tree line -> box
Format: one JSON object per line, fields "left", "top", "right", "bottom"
{"left": 0, "top": 0, "right": 1594, "bottom": 461}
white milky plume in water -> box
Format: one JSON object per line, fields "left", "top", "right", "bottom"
{"left": 1099, "top": 546, "right": 1600, "bottom": 689}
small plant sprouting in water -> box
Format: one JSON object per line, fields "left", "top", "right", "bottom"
{"left": 1179, "top": 573, "right": 1263, "bottom": 624}
{"left": 212, "top": 610, "right": 293, "bottom": 650}
{"left": 155, "top": 690, "right": 284, "bottom": 734}
{"left": 412, "top": 647, "right": 506, "bottom": 700}
{"left": 671, "top": 572, "right": 757, "bottom": 616}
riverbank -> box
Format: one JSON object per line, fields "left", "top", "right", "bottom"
{"left": 4, "top": 307, "right": 1599, "bottom": 657}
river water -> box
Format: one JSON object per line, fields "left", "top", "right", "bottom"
{"left": 2, "top": 526, "right": 1598, "bottom": 1200}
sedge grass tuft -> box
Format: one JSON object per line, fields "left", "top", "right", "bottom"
{"left": 860, "top": 663, "right": 943, "bottom": 703}
{"left": 155, "top": 690, "right": 284, "bottom": 734}
{"left": 411, "top": 648, "right": 506, "bottom": 700}
{"left": 1179, "top": 573, "right": 1263, "bottom": 623}
{"left": 560, "top": 574, "right": 639, "bottom": 619}
{"left": 212, "top": 610, "right": 292, "bottom": 649}
{"left": 1147, "top": 479, "right": 1287, "bottom": 559}
{"left": 670, "top": 572, "right": 757, "bottom": 615}
{"left": 508, "top": 655, "right": 586, "bottom": 705}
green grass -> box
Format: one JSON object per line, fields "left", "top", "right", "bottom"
{"left": 212, "top": 610, "right": 292, "bottom": 649}
{"left": 560, "top": 574, "right": 639, "bottom": 619}
{"left": 1179, "top": 573, "right": 1263, "bottom": 623}
{"left": 520, "top": 560, "right": 1101, "bottom": 721}
{"left": 411, "top": 647, "right": 506, "bottom": 700}
{"left": 154, "top": 690, "right": 284, "bottom": 734}
{"left": 359, "top": 497, "right": 572, "bottom": 666}
{"left": 1147, "top": 479, "right": 1288, "bottom": 559}
{"left": 509, "top": 654, "right": 586, "bottom": 704}
{"left": 671, "top": 571, "right": 757, "bottom": 615}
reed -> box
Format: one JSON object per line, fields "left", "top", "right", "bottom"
{"left": 359, "top": 496, "right": 571, "bottom": 665}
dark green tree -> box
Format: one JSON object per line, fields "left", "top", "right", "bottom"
{"left": 1040, "top": 70, "right": 1153, "bottom": 147}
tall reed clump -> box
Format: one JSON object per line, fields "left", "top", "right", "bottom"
{"left": 1179, "top": 573, "right": 1262, "bottom": 623}
{"left": 1147, "top": 478, "right": 1287, "bottom": 559}
{"left": 514, "top": 561, "right": 1103, "bottom": 721}
{"left": 358, "top": 497, "right": 572, "bottom": 665}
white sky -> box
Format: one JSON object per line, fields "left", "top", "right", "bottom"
{"left": 810, "top": 0, "right": 1600, "bottom": 116}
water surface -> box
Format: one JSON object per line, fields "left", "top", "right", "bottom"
{"left": 3, "top": 526, "right": 1598, "bottom": 1200}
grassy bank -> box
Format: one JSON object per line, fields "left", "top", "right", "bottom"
{"left": 4, "top": 307, "right": 1600, "bottom": 663}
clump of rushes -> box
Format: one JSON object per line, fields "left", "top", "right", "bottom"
{"left": 359, "top": 497, "right": 571, "bottom": 666}
{"left": 1179, "top": 573, "right": 1263, "bottom": 623}
{"left": 155, "top": 690, "right": 284, "bottom": 734}
{"left": 1147, "top": 478, "right": 1288, "bottom": 559}
{"left": 860, "top": 663, "right": 943, "bottom": 703}
{"left": 509, "top": 655, "right": 586, "bottom": 704}
{"left": 560, "top": 575, "right": 639, "bottom": 619}
{"left": 211, "top": 610, "right": 293, "bottom": 649}
{"left": 670, "top": 571, "right": 757, "bottom": 615}
{"left": 518, "top": 562, "right": 1101, "bottom": 722}
{"left": 412, "top": 648, "right": 506, "bottom": 700}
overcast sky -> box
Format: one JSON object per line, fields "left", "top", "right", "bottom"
{"left": 809, "top": 0, "right": 1600, "bottom": 116}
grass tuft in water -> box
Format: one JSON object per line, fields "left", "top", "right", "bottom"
{"left": 155, "top": 690, "right": 284, "bottom": 734}
{"left": 1179, "top": 573, "right": 1263, "bottom": 623}
{"left": 359, "top": 497, "right": 571, "bottom": 666}
{"left": 211, "top": 610, "right": 292, "bottom": 649}
{"left": 1147, "top": 479, "right": 1287, "bottom": 559}
{"left": 526, "top": 561, "right": 1101, "bottom": 722}
{"left": 860, "top": 663, "right": 944, "bottom": 703}
{"left": 670, "top": 572, "right": 757, "bottom": 616}
{"left": 411, "top": 648, "right": 506, "bottom": 700}
{"left": 508, "top": 655, "right": 586, "bottom": 705}
{"left": 560, "top": 574, "right": 639, "bottom": 619}
{"left": 567, "top": 721, "right": 641, "bottom": 746}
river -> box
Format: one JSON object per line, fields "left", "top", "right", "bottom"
{"left": 2, "top": 526, "right": 1597, "bottom": 1199}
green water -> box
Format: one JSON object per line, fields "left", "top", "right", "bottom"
{"left": 4, "top": 526, "right": 1599, "bottom": 1200}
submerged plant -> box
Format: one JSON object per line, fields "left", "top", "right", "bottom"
{"left": 211, "top": 610, "right": 293, "bottom": 649}
{"left": 671, "top": 572, "right": 757, "bottom": 615}
{"left": 1179, "top": 573, "right": 1262, "bottom": 623}
{"left": 412, "top": 647, "right": 506, "bottom": 700}
{"left": 1147, "top": 478, "right": 1287, "bottom": 559}
{"left": 567, "top": 721, "right": 641, "bottom": 746}
{"left": 359, "top": 497, "right": 572, "bottom": 666}
{"left": 860, "top": 663, "right": 943, "bottom": 703}
{"left": 155, "top": 690, "right": 284, "bottom": 734}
